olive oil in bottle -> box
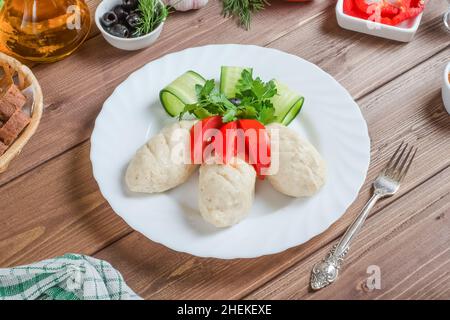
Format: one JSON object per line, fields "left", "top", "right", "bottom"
{"left": 0, "top": 0, "right": 91, "bottom": 63}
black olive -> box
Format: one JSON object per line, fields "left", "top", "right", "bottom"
{"left": 126, "top": 12, "right": 140, "bottom": 29}
{"left": 230, "top": 98, "right": 241, "bottom": 106}
{"left": 113, "top": 5, "right": 127, "bottom": 22}
{"left": 108, "top": 24, "right": 130, "bottom": 38}
{"left": 122, "top": 0, "right": 138, "bottom": 10}
{"left": 101, "top": 11, "right": 118, "bottom": 28}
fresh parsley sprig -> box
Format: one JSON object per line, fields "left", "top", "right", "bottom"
{"left": 235, "top": 69, "right": 277, "bottom": 124}
{"left": 180, "top": 70, "right": 278, "bottom": 125}
{"left": 179, "top": 80, "right": 236, "bottom": 120}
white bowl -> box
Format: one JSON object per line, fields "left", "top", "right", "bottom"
{"left": 95, "top": 0, "right": 165, "bottom": 51}
{"left": 442, "top": 62, "right": 450, "bottom": 114}
{"left": 335, "top": 0, "right": 423, "bottom": 42}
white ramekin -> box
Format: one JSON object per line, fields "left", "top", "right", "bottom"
{"left": 442, "top": 62, "right": 450, "bottom": 115}
{"left": 95, "top": 0, "right": 165, "bottom": 51}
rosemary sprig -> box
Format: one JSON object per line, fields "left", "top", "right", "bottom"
{"left": 134, "top": 0, "right": 169, "bottom": 37}
{"left": 222, "top": 0, "right": 269, "bottom": 30}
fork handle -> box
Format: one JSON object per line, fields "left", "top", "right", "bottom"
{"left": 310, "top": 193, "right": 381, "bottom": 290}
{"left": 444, "top": 10, "right": 450, "bottom": 31}
{"left": 335, "top": 193, "right": 381, "bottom": 256}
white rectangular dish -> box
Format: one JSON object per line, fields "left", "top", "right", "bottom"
{"left": 335, "top": 0, "right": 423, "bottom": 42}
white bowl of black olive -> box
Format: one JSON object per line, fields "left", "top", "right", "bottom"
{"left": 96, "top": 0, "right": 168, "bottom": 51}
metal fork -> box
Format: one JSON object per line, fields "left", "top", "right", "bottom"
{"left": 310, "top": 142, "right": 417, "bottom": 291}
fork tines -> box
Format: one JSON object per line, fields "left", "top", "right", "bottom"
{"left": 384, "top": 142, "right": 417, "bottom": 182}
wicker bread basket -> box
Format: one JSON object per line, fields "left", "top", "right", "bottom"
{"left": 0, "top": 52, "right": 43, "bottom": 173}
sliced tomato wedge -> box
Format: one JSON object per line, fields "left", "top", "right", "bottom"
{"left": 238, "top": 119, "right": 271, "bottom": 179}
{"left": 190, "top": 116, "right": 223, "bottom": 164}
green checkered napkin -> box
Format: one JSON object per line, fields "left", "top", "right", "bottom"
{"left": 0, "top": 254, "right": 141, "bottom": 300}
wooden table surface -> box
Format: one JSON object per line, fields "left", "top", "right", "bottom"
{"left": 1, "top": 0, "right": 449, "bottom": 300}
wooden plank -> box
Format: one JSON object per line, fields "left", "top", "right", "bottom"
{"left": 246, "top": 167, "right": 450, "bottom": 300}
{"left": 93, "top": 49, "right": 450, "bottom": 299}
{"left": 0, "top": 142, "right": 132, "bottom": 267}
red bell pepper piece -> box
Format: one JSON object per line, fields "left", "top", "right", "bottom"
{"left": 354, "top": 0, "right": 399, "bottom": 17}
{"left": 238, "top": 119, "right": 271, "bottom": 179}
{"left": 378, "top": 1, "right": 425, "bottom": 25}
{"left": 190, "top": 117, "right": 272, "bottom": 178}
{"left": 392, "top": 0, "right": 425, "bottom": 25}
{"left": 344, "top": 0, "right": 369, "bottom": 19}
{"left": 215, "top": 121, "right": 239, "bottom": 165}
{"left": 190, "top": 116, "right": 223, "bottom": 164}
{"left": 344, "top": 0, "right": 425, "bottom": 26}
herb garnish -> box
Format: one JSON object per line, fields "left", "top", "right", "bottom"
{"left": 222, "top": 0, "right": 269, "bottom": 30}
{"left": 180, "top": 70, "right": 278, "bottom": 125}
{"left": 134, "top": 0, "right": 169, "bottom": 37}
{"left": 235, "top": 69, "right": 277, "bottom": 124}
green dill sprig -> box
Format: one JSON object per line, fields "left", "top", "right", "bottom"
{"left": 134, "top": 0, "right": 169, "bottom": 37}
{"left": 222, "top": 0, "right": 269, "bottom": 30}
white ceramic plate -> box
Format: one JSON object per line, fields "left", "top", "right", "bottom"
{"left": 91, "top": 44, "right": 370, "bottom": 259}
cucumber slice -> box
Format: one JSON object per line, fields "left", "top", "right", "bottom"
{"left": 160, "top": 71, "right": 206, "bottom": 117}
{"left": 271, "top": 80, "right": 304, "bottom": 125}
{"left": 220, "top": 66, "right": 253, "bottom": 98}
{"left": 281, "top": 97, "right": 304, "bottom": 126}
